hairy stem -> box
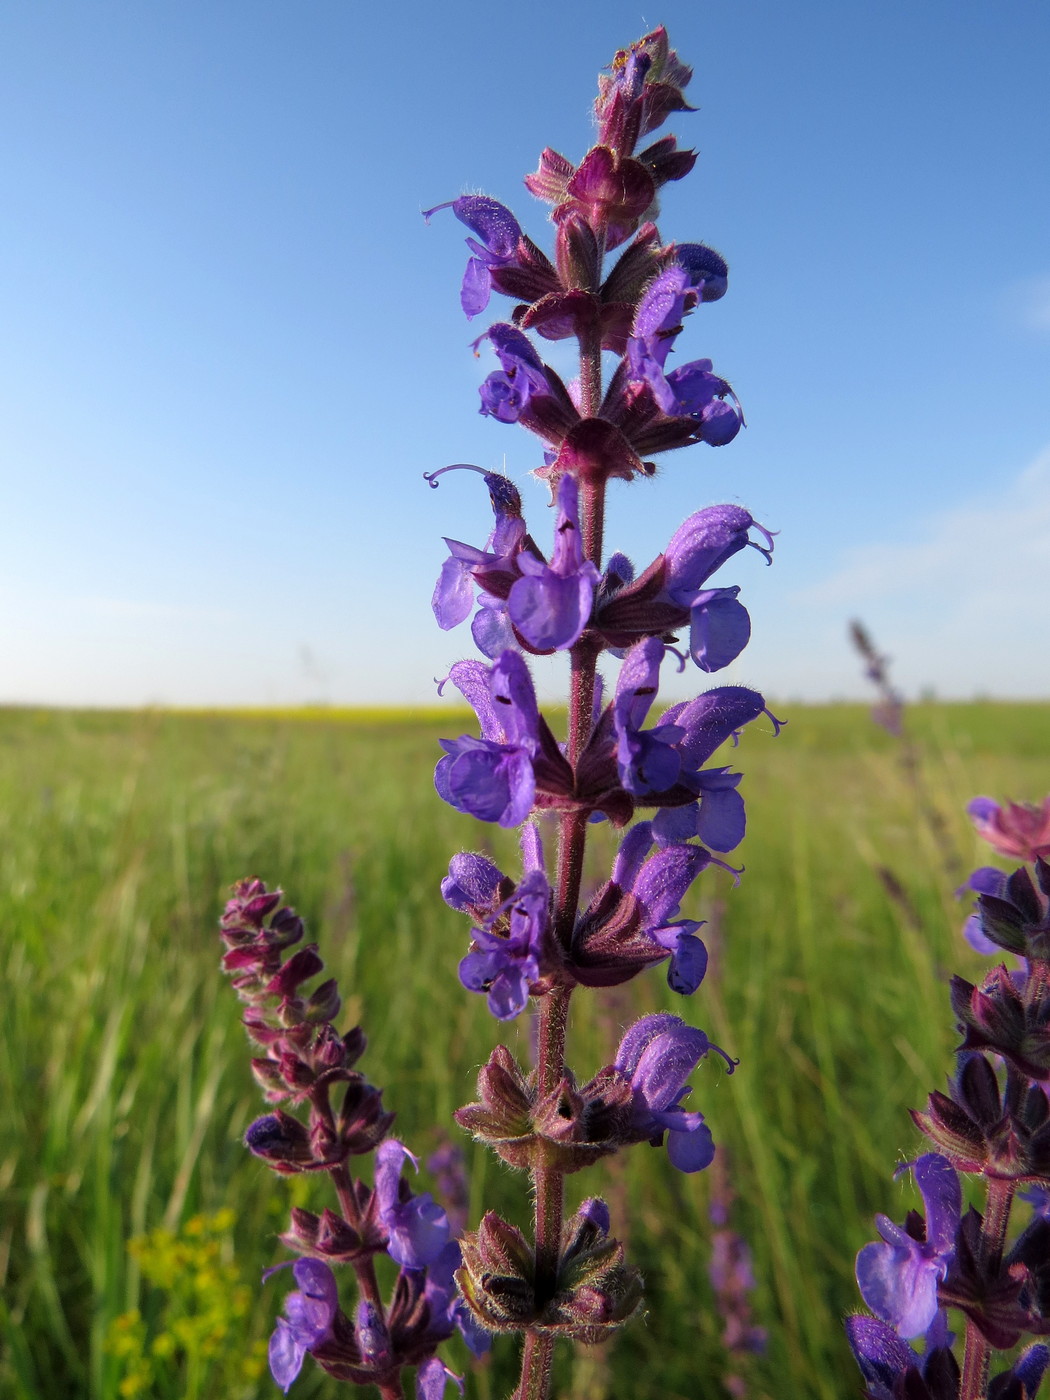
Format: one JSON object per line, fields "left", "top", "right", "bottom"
{"left": 329, "top": 1163, "right": 385, "bottom": 1312}
{"left": 959, "top": 1176, "right": 1015, "bottom": 1400}
{"left": 517, "top": 295, "right": 607, "bottom": 1400}
{"left": 517, "top": 1333, "right": 556, "bottom": 1400}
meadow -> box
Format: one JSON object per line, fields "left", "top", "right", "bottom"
{"left": 2, "top": 700, "right": 1049, "bottom": 1400}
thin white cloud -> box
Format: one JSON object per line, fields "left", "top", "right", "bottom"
{"left": 1005, "top": 274, "right": 1050, "bottom": 335}
{"left": 795, "top": 447, "right": 1050, "bottom": 609}
{"left": 69, "top": 595, "right": 237, "bottom": 624}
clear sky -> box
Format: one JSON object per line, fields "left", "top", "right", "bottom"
{"left": 1, "top": 0, "right": 1048, "bottom": 707}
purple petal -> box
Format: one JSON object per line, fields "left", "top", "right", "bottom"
{"left": 845, "top": 1314, "right": 916, "bottom": 1390}
{"left": 700, "top": 397, "right": 743, "bottom": 445}
{"left": 651, "top": 803, "right": 700, "bottom": 845}
{"left": 614, "top": 1012, "right": 685, "bottom": 1077}
{"left": 913, "top": 1154, "right": 961, "bottom": 1256}
{"left": 633, "top": 843, "right": 707, "bottom": 924}
{"left": 664, "top": 505, "right": 754, "bottom": 604}
{"left": 374, "top": 1139, "right": 412, "bottom": 1215}
{"left": 663, "top": 686, "right": 767, "bottom": 768}
{"left": 269, "top": 1319, "right": 306, "bottom": 1393}
{"left": 452, "top": 196, "right": 521, "bottom": 258}
{"left": 665, "top": 1118, "right": 715, "bottom": 1172}
{"left": 856, "top": 1239, "right": 940, "bottom": 1339}
{"left": 461, "top": 258, "right": 492, "bottom": 317}
{"left": 432, "top": 552, "right": 478, "bottom": 629}
{"left": 487, "top": 967, "right": 533, "bottom": 1020}
{"left": 578, "top": 1197, "right": 611, "bottom": 1233}
{"left": 611, "top": 822, "right": 654, "bottom": 889}
{"left": 631, "top": 1024, "right": 710, "bottom": 1111}
{"left": 471, "top": 599, "right": 517, "bottom": 658}
{"left": 445, "top": 659, "right": 500, "bottom": 739}
{"left": 963, "top": 912, "right": 1000, "bottom": 955}
{"left": 689, "top": 589, "right": 751, "bottom": 672}
{"left": 672, "top": 243, "right": 729, "bottom": 301}
{"left": 508, "top": 571, "right": 594, "bottom": 650}
{"left": 354, "top": 1300, "right": 392, "bottom": 1365}
{"left": 1010, "top": 1344, "right": 1050, "bottom": 1395}
{"left": 417, "top": 1356, "right": 464, "bottom": 1400}
{"left": 693, "top": 773, "right": 746, "bottom": 852}
{"left": 489, "top": 651, "right": 540, "bottom": 750}
{"left": 386, "top": 1193, "right": 451, "bottom": 1269}
{"left": 441, "top": 853, "right": 504, "bottom": 913}
{"left": 652, "top": 925, "right": 708, "bottom": 994}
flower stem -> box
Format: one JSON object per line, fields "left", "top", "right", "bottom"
{"left": 517, "top": 261, "right": 608, "bottom": 1400}
{"left": 959, "top": 1175, "right": 1015, "bottom": 1400}
{"left": 329, "top": 1162, "right": 385, "bottom": 1313}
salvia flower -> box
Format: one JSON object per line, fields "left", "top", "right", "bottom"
{"left": 422, "top": 196, "right": 523, "bottom": 319}
{"left": 373, "top": 1139, "right": 452, "bottom": 1269}
{"left": 609, "top": 822, "right": 710, "bottom": 993}
{"left": 612, "top": 1013, "right": 734, "bottom": 1171}
{"left": 855, "top": 1154, "right": 962, "bottom": 1339}
{"left": 268, "top": 1258, "right": 339, "bottom": 1393}
{"left": 506, "top": 475, "right": 599, "bottom": 651}
{"left": 458, "top": 827, "right": 552, "bottom": 1020}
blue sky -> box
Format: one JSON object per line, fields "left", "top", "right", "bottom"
{"left": 1, "top": 0, "right": 1048, "bottom": 706}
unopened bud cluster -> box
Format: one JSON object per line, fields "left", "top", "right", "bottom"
{"left": 220, "top": 881, "right": 487, "bottom": 1397}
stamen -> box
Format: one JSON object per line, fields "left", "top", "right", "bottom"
{"left": 423, "top": 463, "right": 490, "bottom": 489}
{"left": 763, "top": 706, "right": 786, "bottom": 737}
{"left": 708, "top": 1040, "right": 741, "bottom": 1075}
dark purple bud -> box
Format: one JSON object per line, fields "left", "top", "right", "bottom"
{"left": 265, "top": 945, "right": 325, "bottom": 999}
{"left": 245, "top": 1111, "right": 320, "bottom": 1172}
{"left": 353, "top": 1300, "right": 391, "bottom": 1368}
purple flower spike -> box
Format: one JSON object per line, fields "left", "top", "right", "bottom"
{"left": 508, "top": 475, "right": 599, "bottom": 650}
{"left": 374, "top": 1139, "right": 452, "bottom": 1269}
{"left": 855, "top": 1153, "right": 961, "bottom": 1339}
{"left": 614, "top": 1013, "right": 729, "bottom": 1172}
{"left": 423, "top": 196, "right": 523, "bottom": 318}
{"left": 268, "top": 1258, "right": 339, "bottom": 1393}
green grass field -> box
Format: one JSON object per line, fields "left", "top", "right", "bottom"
{"left": 2, "top": 701, "right": 1048, "bottom": 1400}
